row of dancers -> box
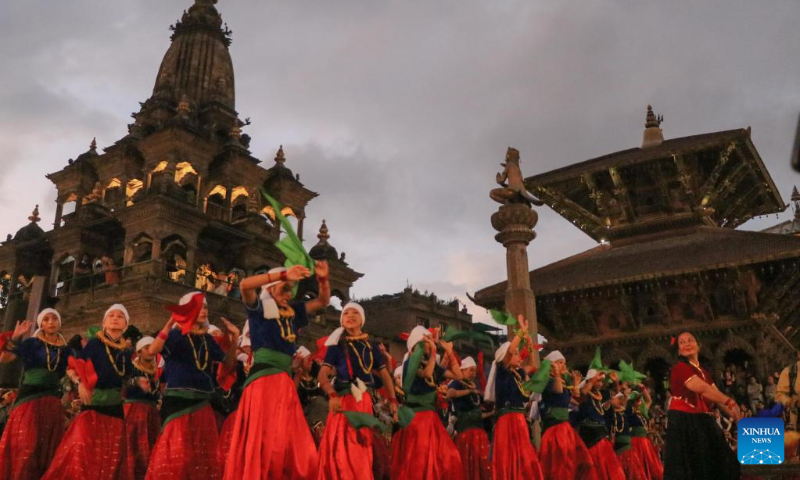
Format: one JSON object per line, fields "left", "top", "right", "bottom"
{"left": 0, "top": 260, "right": 684, "bottom": 479}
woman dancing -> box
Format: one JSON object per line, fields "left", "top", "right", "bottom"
{"left": 145, "top": 292, "right": 239, "bottom": 480}
{"left": 484, "top": 315, "right": 543, "bottom": 480}
{"left": 42, "top": 304, "right": 134, "bottom": 480}
{"left": 0, "top": 309, "right": 73, "bottom": 479}
{"left": 317, "top": 302, "right": 398, "bottom": 479}
{"left": 447, "top": 356, "right": 491, "bottom": 480}
{"left": 577, "top": 369, "right": 625, "bottom": 480}
{"left": 663, "top": 331, "right": 741, "bottom": 479}
{"left": 224, "top": 262, "right": 330, "bottom": 480}
{"left": 538, "top": 350, "right": 595, "bottom": 480}
{"left": 391, "top": 325, "right": 464, "bottom": 480}
{"left": 627, "top": 389, "right": 663, "bottom": 480}
{"left": 123, "top": 336, "right": 162, "bottom": 480}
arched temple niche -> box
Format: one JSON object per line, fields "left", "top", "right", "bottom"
{"left": 606, "top": 348, "right": 634, "bottom": 371}
{"left": 126, "top": 179, "right": 144, "bottom": 206}
{"left": 53, "top": 253, "right": 75, "bottom": 296}
{"left": 126, "top": 233, "right": 154, "bottom": 266}
{"left": 636, "top": 344, "right": 674, "bottom": 396}
{"left": 204, "top": 185, "right": 227, "bottom": 221}
{"left": 715, "top": 334, "right": 760, "bottom": 380}
{"left": 105, "top": 178, "right": 125, "bottom": 210}
{"left": 231, "top": 186, "right": 249, "bottom": 221}
{"left": 161, "top": 235, "right": 188, "bottom": 283}
{"left": 175, "top": 162, "right": 200, "bottom": 205}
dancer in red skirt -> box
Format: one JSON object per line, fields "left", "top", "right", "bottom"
{"left": 42, "top": 304, "right": 134, "bottom": 480}
{"left": 611, "top": 392, "right": 647, "bottom": 480}
{"left": 538, "top": 350, "right": 595, "bottom": 480}
{"left": 484, "top": 315, "right": 543, "bottom": 480}
{"left": 392, "top": 325, "right": 464, "bottom": 480}
{"left": 145, "top": 292, "right": 239, "bottom": 480}
{"left": 447, "top": 356, "right": 491, "bottom": 480}
{"left": 123, "top": 336, "right": 162, "bottom": 480}
{"left": 627, "top": 390, "right": 663, "bottom": 480}
{"left": 224, "top": 262, "right": 331, "bottom": 480}
{"left": 577, "top": 369, "right": 625, "bottom": 480}
{"left": 0, "top": 309, "right": 73, "bottom": 480}
{"left": 317, "top": 302, "right": 399, "bottom": 480}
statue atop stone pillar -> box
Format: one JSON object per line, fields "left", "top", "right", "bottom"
{"left": 490, "top": 148, "right": 540, "bottom": 363}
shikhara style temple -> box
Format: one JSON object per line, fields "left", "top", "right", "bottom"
{"left": 475, "top": 106, "right": 800, "bottom": 386}
{"left": 0, "top": 0, "right": 366, "bottom": 340}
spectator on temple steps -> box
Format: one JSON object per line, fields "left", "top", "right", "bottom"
{"left": 101, "top": 255, "right": 120, "bottom": 284}
{"left": 747, "top": 376, "right": 764, "bottom": 412}
{"left": 765, "top": 375, "right": 777, "bottom": 406}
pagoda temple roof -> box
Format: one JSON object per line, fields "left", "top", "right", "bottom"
{"left": 473, "top": 226, "right": 800, "bottom": 306}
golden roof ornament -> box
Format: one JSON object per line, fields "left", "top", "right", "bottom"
{"left": 642, "top": 104, "right": 665, "bottom": 148}
{"left": 28, "top": 205, "right": 41, "bottom": 223}
{"left": 317, "top": 220, "right": 330, "bottom": 244}
{"left": 275, "top": 145, "right": 286, "bottom": 164}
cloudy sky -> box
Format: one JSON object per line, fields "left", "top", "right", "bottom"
{"left": 1, "top": 0, "right": 799, "bottom": 323}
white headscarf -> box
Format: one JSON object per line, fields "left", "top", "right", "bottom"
{"left": 325, "top": 302, "right": 366, "bottom": 346}
{"left": 393, "top": 365, "right": 403, "bottom": 382}
{"left": 460, "top": 356, "right": 477, "bottom": 369}
{"left": 406, "top": 325, "right": 430, "bottom": 352}
{"left": 260, "top": 267, "right": 287, "bottom": 319}
{"left": 136, "top": 336, "right": 154, "bottom": 352}
{"left": 239, "top": 321, "right": 251, "bottom": 348}
{"left": 296, "top": 346, "right": 311, "bottom": 358}
{"left": 544, "top": 350, "right": 565, "bottom": 363}
{"left": 104, "top": 304, "right": 129, "bottom": 324}
{"left": 484, "top": 342, "right": 511, "bottom": 403}
{"left": 579, "top": 368, "right": 599, "bottom": 390}
{"left": 33, "top": 308, "right": 61, "bottom": 337}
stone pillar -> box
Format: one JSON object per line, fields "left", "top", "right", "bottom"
{"left": 53, "top": 202, "right": 64, "bottom": 229}
{"left": 224, "top": 185, "right": 233, "bottom": 222}
{"left": 491, "top": 203, "right": 539, "bottom": 356}
{"left": 150, "top": 238, "right": 162, "bottom": 277}
{"left": 185, "top": 247, "right": 196, "bottom": 286}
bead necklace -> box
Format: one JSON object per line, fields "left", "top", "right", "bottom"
{"left": 636, "top": 411, "right": 649, "bottom": 432}
{"left": 511, "top": 369, "right": 527, "bottom": 397}
{"left": 187, "top": 334, "right": 209, "bottom": 371}
{"left": 133, "top": 357, "right": 157, "bottom": 376}
{"left": 613, "top": 410, "right": 625, "bottom": 434}
{"left": 99, "top": 331, "right": 126, "bottom": 377}
{"left": 345, "top": 337, "right": 374, "bottom": 376}
{"left": 36, "top": 333, "right": 65, "bottom": 372}
{"left": 588, "top": 390, "right": 606, "bottom": 416}
{"left": 274, "top": 306, "right": 297, "bottom": 343}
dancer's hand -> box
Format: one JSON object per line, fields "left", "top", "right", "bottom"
{"left": 286, "top": 265, "right": 311, "bottom": 282}
{"left": 329, "top": 396, "right": 342, "bottom": 414}
{"left": 12, "top": 320, "right": 32, "bottom": 340}
{"left": 78, "top": 383, "right": 92, "bottom": 405}
{"left": 220, "top": 317, "right": 240, "bottom": 338}
{"left": 314, "top": 261, "right": 329, "bottom": 279}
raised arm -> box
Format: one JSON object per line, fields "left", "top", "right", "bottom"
{"left": 0, "top": 320, "right": 33, "bottom": 363}
{"left": 219, "top": 317, "right": 240, "bottom": 372}
{"left": 240, "top": 265, "right": 310, "bottom": 307}
{"left": 304, "top": 261, "right": 331, "bottom": 314}
{"left": 501, "top": 315, "right": 528, "bottom": 370}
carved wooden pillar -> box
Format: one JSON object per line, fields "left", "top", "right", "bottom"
{"left": 150, "top": 238, "right": 162, "bottom": 277}
{"left": 224, "top": 185, "right": 233, "bottom": 222}
{"left": 53, "top": 202, "right": 64, "bottom": 229}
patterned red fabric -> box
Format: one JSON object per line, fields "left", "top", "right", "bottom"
{"left": 539, "top": 422, "right": 596, "bottom": 480}
{"left": 491, "top": 412, "right": 543, "bottom": 480}
{"left": 165, "top": 292, "right": 205, "bottom": 334}
{"left": 317, "top": 393, "right": 374, "bottom": 479}
{"left": 216, "top": 362, "right": 237, "bottom": 391}
{"left": 41, "top": 410, "right": 129, "bottom": 480}
{"left": 588, "top": 438, "right": 626, "bottom": 480}
{"left": 123, "top": 402, "right": 160, "bottom": 480}
{"left": 373, "top": 433, "right": 391, "bottom": 480}
{"left": 68, "top": 357, "right": 98, "bottom": 392}
{"left": 223, "top": 373, "right": 318, "bottom": 480}
{"left": 0, "top": 396, "right": 65, "bottom": 480}
{"left": 216, "top": 412, "right": 237, "bottom": 474}
{"left": 391, "top": 410, "right": 464, "bottom": 480}
{"left": 144, "top": 404, "right": 221, "bottom": 480}
{"left": 631, "top": 437, "right": 664, "bottom": 480}
{"left": 618, "top": 448, "right": 648, "bottom": 480}
{"left": 455, "top": 427, "right": 491, "bottom": 480}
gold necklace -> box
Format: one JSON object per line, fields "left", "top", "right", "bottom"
{"left": 133, "top": 357, "right": 157, "bottom": 376}
{"left": 44, "top": 343, "right": 61, "bottom": 372}
{"left": 346, "top": 338, "right": 374, "bottom": 375}
{"left": 589, "top": 390, "right": 606, "bottom": 415}
{"left": 613, "top": 410, "right": 624, "bottom": 434}
{"left": 187, "top": 334, "right": 209, "bottom": 371}
{"left": 97, "top": 331, "right": 127, "bottom": 350}
{"left": 104, "top": 343, "right": 126, "bottom": 377}
{"left": 36, "top": 332, "right": 66, "bottom": 347}
{"left": 511, "top": 369, "right": 527, "bottom": 397}
{"left": 636, "top": 411, "right": 649, "bottom": 432}
{"left": 688, "top": 360, "right": 707, "bottom": 383}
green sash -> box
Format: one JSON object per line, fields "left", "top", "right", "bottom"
{"left": 614, "top": 434, "right": 632, "bottom": 453}
{"left": 405, "top": 391, "right": 436, "bottom": 413}
{"left": 455, "top": 408, "right": 484, "bottom": 433}
{"left": 631, "top": 426, "right": 648, "bottom": 437}
{"left": 243, "top": 348, "right": 293, "bottom": 389}
{"left": 21, "top": 368, "right": 60, "bottom": 387}
{"left": 91, "top": 388, "right": 123, "bottom": 406}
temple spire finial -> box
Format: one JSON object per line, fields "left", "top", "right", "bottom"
{"left": 90, "top": 137, "right": 97, "bottom": 151}
{"left": 275, "top": 145, "right": 286, "bottom": 164}
{"left": 317, "top": 219, "right": 330, "bottom": 244}
{"left": 28, "top": 205, "right": 40, "bottom": 224}
{"left": 642, "top": 104, "right": 664, "bottom": 148}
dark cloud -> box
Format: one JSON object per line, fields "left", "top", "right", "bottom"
{"left": 1, "top": 0, "right": 799, "bottom": 325}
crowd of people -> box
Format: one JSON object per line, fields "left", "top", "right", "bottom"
{"left": 0, "top": 261, "right": 757, "bottom": 479}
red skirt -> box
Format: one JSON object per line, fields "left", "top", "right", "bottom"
{"left": 41, "top": 410, "right": 128, "bottom": 480}
{"left": 144, "top": 403, "right": 221, "bottom": 480}
{"left": 618, "top": 448, "right": 647, "bottom": 480}
{"left": 216, "top": 412, "right": 237, "bottom": 474}
{"left": 123, "top": 402, "right": 160, "bottom": 480}
{"left": 317, "top": 393, "right": 374, "bottom": 480}
{"left": 631, "top": 436, "right": 663, "bottom": 480}
{"left": 588, "top": 438, "right": 626, "bottom": 480}
{"left": 223, "top": 373, "right": 318, "bottom": 480}
{"left": 391, "top": 410, "right": 463, "bottom": 480}
{"left": 455, "top": 428, "right": 491, "bottom": 480}
{"left": 491, "top": 413, "right": 542, "bottom": 480}
{"left": 373, "top": 433, "right": 391, "bottom": 480}
{"left": 539, "top": 421, "right": 596, "bottom": 480}
{"left": 0, "top": 395, "right": 65, "bottom": 480}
